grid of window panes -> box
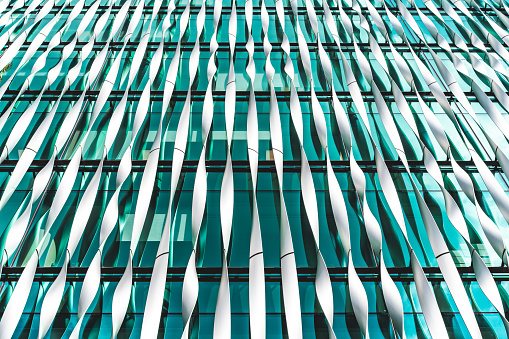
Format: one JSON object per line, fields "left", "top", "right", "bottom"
{"left": 1, "top": 0, "right": 509, "bottom": 337}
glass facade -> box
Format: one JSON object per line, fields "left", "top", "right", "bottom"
{"left": 1, "top": 0, "right": 509, "bottom": 337}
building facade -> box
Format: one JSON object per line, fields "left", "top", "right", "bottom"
{"left": 0, "top": 0, "right": 509, "bottom": 337}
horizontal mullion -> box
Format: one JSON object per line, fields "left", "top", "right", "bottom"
{"left": 0, "top": 159, "right": 500, "bottom": 173}
{"left": 0, "top": 265, "right": 506, "bottom": 282}
{"left": 23, "top": 4, "right": 501, "bottom": 15}
{"left": 0, "top": 90, "right": 489, "bottom": 102}
{"left": 14, "top": 41, "right": 490, "bottom": 54}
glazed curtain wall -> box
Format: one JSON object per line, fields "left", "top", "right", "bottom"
{"left": 2, "top": 0, "right": 509, "bottom": 337}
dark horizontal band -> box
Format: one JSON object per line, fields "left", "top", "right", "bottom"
{"left": 34, "top": 4, "right": 501, "bottom": 15}
{"left": 0, "top": 89, "right": 491, "bottom": 102}
{"left": 0, "top": 159, "right": 500, "bottom": 173}
{"left": 1, "top": 265, "right": 507, "bottom": 282}
{"left": 13, "top": 41, "right": 491, "bottom": 54}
